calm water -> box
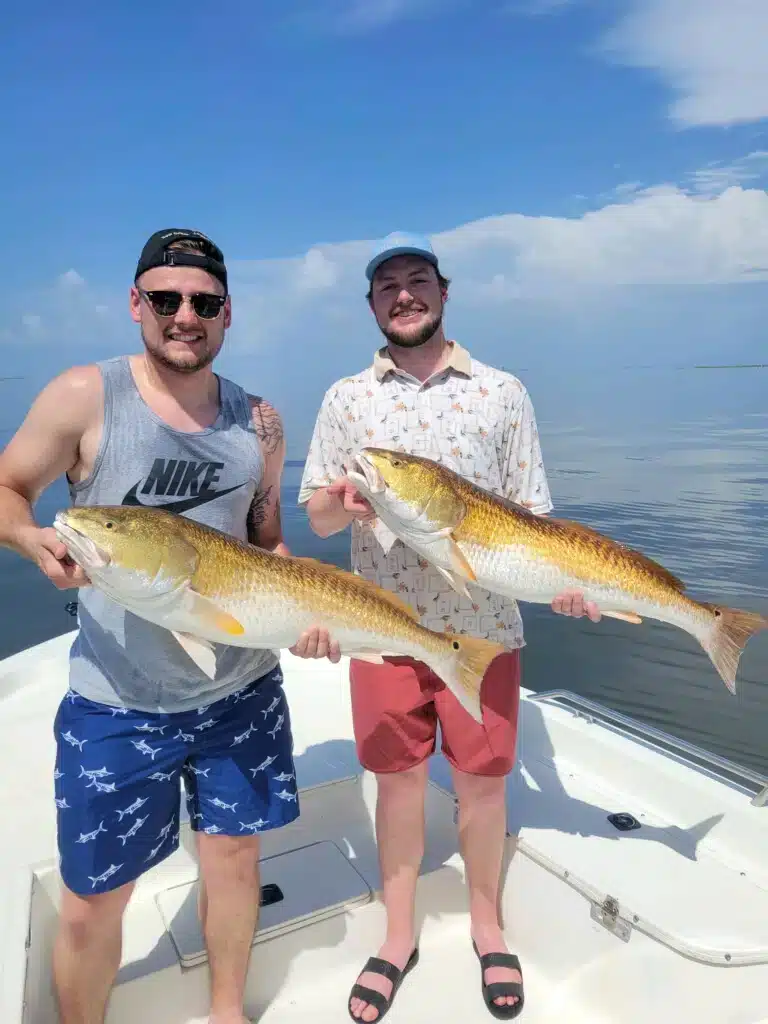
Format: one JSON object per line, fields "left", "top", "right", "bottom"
{"left": 1, "top": 366, "right": 766, "bottom": 775}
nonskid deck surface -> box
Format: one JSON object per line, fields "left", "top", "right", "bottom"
{"left": 2, "top": 633, "right": 768, "bottom": 1024}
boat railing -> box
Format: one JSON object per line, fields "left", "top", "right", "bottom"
{"left": 527, "top": 689, "right": 768, "bottom": 808}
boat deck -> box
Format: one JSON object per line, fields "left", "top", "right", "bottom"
{"left": 1, "top": 631, "right": 767, "bottom": 1023}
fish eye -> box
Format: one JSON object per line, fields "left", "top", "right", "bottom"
{"left": 452, "top": 640, "right": 460, "bottom": 650}
{"left": 392, "top": 459, "right": 402, "bottom": 467}
{"left": 105, "top": 521, "right": 114, "bottom": 529}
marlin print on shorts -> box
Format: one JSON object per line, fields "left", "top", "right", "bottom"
{"left": 62, "top": 730, "right": 87, "bottom": 751}
{"left": 149, "top": 770, "right": 175, "bottom": 782}
{"left": 134, "top": 722, "right": 167, "bottom": 735}
{"left": 116, "top": 796, "right": 149, "bottom": 822}
{"left": 239, "top": 819, "right": 267, "bottom": 833}
{"left": 230, "top": 722, "right": 257, "bottom": 747}
{"left": 118, "top": 814, "right": 149, "bottom": 845}
{"left": 275, "top": 789, "right": 297, "bottom": 802}
{"left": 157, "top": 820, "right": 175, "bottom": 841}
{"left": 208, "top": 797, "right": 238, "bottom": 813}
{"left": 261, "top": 696, "right": 281, "bottom": 718}
{"left": 194, "top": 718, "right": 216, "bottom": 732}
{"left": 87, "top": 779, "right": 118, "bottom": 793}
{"left": 131, "top": 738, "right": 161, "bottom": 760}
{"left": 174, "top": 729, "right": 195, "bottom": 742}
{"left": 267, "top": 713, "right": 285, "bottom": 739}
{"left": 79, "top": 765, "right": 114, "bottom": 780}
{"left": 76, "top": 821, "right": 108, "bottom": 844}
{"left": 273, "top": 771, "right": 295, "bottom": 783}
{"left": 250, "top": 755, "right": 277, "bottom": 775}
{"left": 232, "top": 686, "right": 258, "bottom": 703}
{"left": 88, "top": 864, "right": 123, "bottom": 888}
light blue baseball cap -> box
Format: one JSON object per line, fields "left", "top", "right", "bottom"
{"left": 365, "top": 231, "right": 439, "bottom": 282}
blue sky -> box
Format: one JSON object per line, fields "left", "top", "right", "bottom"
{"left": 2, "top": 0, "right": 768, "bottom": 453}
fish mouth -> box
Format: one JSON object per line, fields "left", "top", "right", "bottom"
{"left": 347, "top": 451, "right": 385, "bottom": 496}
{"left": 53, "top": 512, "right": 111, "bottom": 569}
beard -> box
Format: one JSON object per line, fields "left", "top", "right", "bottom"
{"left": 379, "top": 307, "right": 444, "bottom": 349}
{"left": 141, "top": 325, "right": 218, "bottom": 374}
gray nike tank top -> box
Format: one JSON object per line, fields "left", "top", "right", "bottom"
{"left": 67, "top": 355, "right": 279, "bottom": 712}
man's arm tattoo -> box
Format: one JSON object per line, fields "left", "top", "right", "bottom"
{"left": 251, "top": 397, "right": 284, "bottom": 458}
{"left": 247, "top": 485, "right": 273, "bottom": 544}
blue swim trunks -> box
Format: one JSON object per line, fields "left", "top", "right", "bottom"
{"left": 53, "top": 664, "right": 299, "bottom": 896}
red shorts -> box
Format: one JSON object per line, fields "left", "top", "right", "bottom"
{"left": 349, "top": 649, "right": 521, "bottom": 777}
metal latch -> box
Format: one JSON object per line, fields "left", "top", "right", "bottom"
{"left": 590, "top": 894, "right": 632, "bottom": 942}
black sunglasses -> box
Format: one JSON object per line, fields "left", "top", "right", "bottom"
{"left": 138, "top": 287, "right": 226, "bottom": 320}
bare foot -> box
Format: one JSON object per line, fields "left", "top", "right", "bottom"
{"left": 348, "top": 939, "right": 415, "bottom": 1022}
{"left": 208, "top": 1012, "right": 251, "bottom": 1024}
{"left": 472, "top": 927, "right": 522, "bottom": 1010}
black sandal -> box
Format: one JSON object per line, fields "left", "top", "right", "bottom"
{"left": 348, "top": 947, "right": 419, "bottom": 1021}
{"left": 472, "top": 940, "right": 525, "bottom": 1019}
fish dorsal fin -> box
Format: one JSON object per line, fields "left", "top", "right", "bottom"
{"left": 547, "top": 516, "right": 687, "bottom": 593}
{"left": 290, "top": 556, "right": 420, "bottom": 621}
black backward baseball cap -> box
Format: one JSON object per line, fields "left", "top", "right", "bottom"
{"left": 134, "top": 228, "right": 228, "bottom": 293}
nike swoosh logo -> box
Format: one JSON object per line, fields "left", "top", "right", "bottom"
{"left": 121, "top": 482, "right": 245, "bottom": 514}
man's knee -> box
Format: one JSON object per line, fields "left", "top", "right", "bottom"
{"left": 375, "top": 760, "right": 429, "bottom": 799}
{"left": 197, "top": 833, "right": 261, "bottom": 883}
{"left": 452, "top": 767, "right": 507, "bottom": 807}
{"left": 57, "top": 882, "right": 133, "bottom": 948}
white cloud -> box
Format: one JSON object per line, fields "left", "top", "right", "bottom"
{"left": 296, "top": 248, "right": 340, "bottom": 291}
{"left": 58, "top": 269, "right": 86, "bottom": 288}
{"left": 422, "top": 183, "right": 768, "bottom": 293}
{"left": 5, "top": 165, "right": 768, "bottom": 419}
{"left": 686, "top": 151, "right": 768, "bottom": 196}
{"left": 598, "top": 0, "right": 768, "bottom": 127}
{"left": 1, "top": 272, "right": 129, "bottom": 365}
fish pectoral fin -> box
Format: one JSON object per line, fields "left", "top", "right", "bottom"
{"left": 448, "top": 537, "right": 477, "bottom": 582}
{"left": 187, "top": 590, "right": 245, "bottom": 636}
{"left": 171, "top": 631, "right": 217, "bottom": 678}
{"left": 602, "top": 610, "right": 643, "bottom": 624}
{"left": 435, "top": 564, "right": 473, "bottom": 600}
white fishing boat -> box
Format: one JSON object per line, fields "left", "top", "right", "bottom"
{"left": 1, "top": 629, "right": 766, "bottom": 1023}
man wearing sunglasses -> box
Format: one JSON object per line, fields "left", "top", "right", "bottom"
{"left": 0, "top": 227, "right": 338, "bottom": 1024}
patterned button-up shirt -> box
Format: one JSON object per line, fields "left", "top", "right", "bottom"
{"left": 298, "top": 341, "right": 553, "bottom": 648}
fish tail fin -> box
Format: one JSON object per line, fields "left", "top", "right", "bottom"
{"left": 700, "top": 605, "right": 768, "bottom": 694}
{"left": 441, "top": 635, "right": 508, "bottom": 723}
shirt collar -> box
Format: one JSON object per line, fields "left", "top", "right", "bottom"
{"left": 373, "top": 340, "right": 472, "bottom": 382}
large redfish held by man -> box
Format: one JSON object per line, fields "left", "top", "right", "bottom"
{"left": 347, "top": 447, "right": 767, "bottom": 695}
{"left": 53, "top": 504, "right": 508, "bottom": 723}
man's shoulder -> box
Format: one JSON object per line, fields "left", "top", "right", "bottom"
{"left": 243, "top": 394, "right": 285, "bottom": 458}
{"left": 467, "top": 356, "right": 529, "bottom": 400}
{"left": 321, "top": 366, "right": 375, "bottom": 403}
{"left": 42, "top": 362, "right": 105, "bottom": 407}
